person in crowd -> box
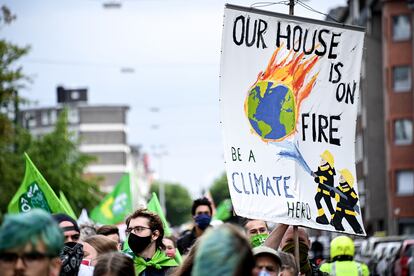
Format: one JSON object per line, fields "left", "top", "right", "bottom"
{"left": 0, "top": 209, "right": 63, "bottom": 276}
{"left": 81, "top": 235, "right": 118, "bottom": 266}
{"left": 53, "top": 213, "right": 84, "bottom": 276}
{"left": 319, "top": 236, "right": 369, "bottom": 276}
{"left": 310, "top": 234, "right": 324, "bottom": 265}
{"left": 97, "top": 225, "right": 121, "bottom": 246}
{"left": 53, "top": 213, "right": 81, "bottom": 243}
{"left": 163, "top": 237, "right": 177, "bottom": 259}
{"left": 252, "top": 246, "right": 282, "bottom": 276}
{"left": 177, "top": 197, "right": 213, "bottom": 255}
{"left": 264, "top": 224, "right": 326, "bottom": 275}
{"left": 243, "top": 219, "right": 270, "bottom": 247}
{"left": 124, "top": 208, "right": 178, "bottom": 275}
{"left": 191, "top": 223, "right": 254, "bottom": 276}
{"left": 93, "top": 252, "right": 135, "bottom": 276}
{"left": 278, "top": 251, "right": 299, "bottom": 276}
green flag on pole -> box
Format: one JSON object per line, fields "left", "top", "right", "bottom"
{"left": 59, "top": 191, "right": 77, "bottom": 219}
{"left": 90, "top": 173, "right": 132, "bottom": 225}
{"left": 8, "top": 153, "right": 67, "bottom": 214}
{"left": 147, "top": 192, "right": 172, "bottom": 237}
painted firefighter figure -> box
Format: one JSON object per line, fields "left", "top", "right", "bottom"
{"left": 330, "top": 169, "right": 364, "bottom": 234}
{"left": 313, "top": 150, "right": 336, "bottom": 225}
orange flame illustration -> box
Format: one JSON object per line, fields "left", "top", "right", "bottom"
{"left": 253, "top": 47, "right": 320, "bottom": 123}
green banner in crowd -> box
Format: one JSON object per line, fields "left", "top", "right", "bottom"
{"left": 147, "top": 192, "right": 172, "bottom": 237}
{"left": 59, "top": 191, "right": 77, "bottom": 219}
{"left": 90, "top": 173, "right": 132, "bottom": 225}
{"left": 213, "top": 199, "right": 232, "bottom": 221}
{"left": 8, "top": 153, "right": 67, "bottom": 214}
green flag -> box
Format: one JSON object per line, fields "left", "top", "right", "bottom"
{"left": 8, "top": 153, "right": 67, "bottom": 214}
{"left": 147, "top": 192, "right": 172, "bottom": 236}
{"left": 90, "top": 173, "right": 132, "bottom": 225}
{"left": 59, "top": 191, "right": 77, "bottom": 219}
{"left": 213, "top": 199, "right": 233, "bottom": 221}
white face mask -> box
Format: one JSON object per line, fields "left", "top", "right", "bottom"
{"left": 258, "top": 269, "right": 271, "bottom": 276}
{"left": 78, "top": 264, "right": 95, "bottom": 276}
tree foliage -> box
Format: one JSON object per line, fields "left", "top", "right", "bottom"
{"left": 209, "top": 172, "right": 230, "bottom": 206}
{"left": 0, "top": 7, "right": 102, "bottom": 218}
{"left": 150, "top": 181, "right": 193, "bottom": 226}
{"left": 0, "top": 6, "right": 31, "bottom": 219}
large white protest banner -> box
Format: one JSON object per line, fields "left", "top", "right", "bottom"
{"left": 220, "top": 5, "right": 366, "bottom": 235}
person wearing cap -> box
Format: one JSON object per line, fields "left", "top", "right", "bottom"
{"left": 252, "top": 246, "right": 282, "bottom": 276}
{"left": 52, "top": 213, "right": 84, "bottom": 276}
{"left": 313, "top": 150, "right": 336, "bottom": 225}
{"left": 52, "top": 213, "right": 81, "bottom": 243}
{"left": 329, "top": 169, "right": 364, "bottom": 234}
{"left": 319, "top": 236, "right": 368, "bottom": 276}
{"left": 0, "top": 209, "right": 63, "bottom": 276}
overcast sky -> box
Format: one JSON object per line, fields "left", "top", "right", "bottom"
{"left": 2, "top": 0, "right": 347, "bottom": 197}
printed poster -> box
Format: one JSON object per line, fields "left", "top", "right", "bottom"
{"left": 220, "top": 5, "right": 366, "bottom": 235}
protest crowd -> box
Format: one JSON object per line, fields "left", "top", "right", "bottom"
{"left": 0, "top": 194, "right": 381, "bottom": 276}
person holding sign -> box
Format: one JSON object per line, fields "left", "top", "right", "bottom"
{"left": 313, "top": 150, "right": 336, "bottom": 225}
{"left": 329, "top": 169, "right": 364, "bottom": 234}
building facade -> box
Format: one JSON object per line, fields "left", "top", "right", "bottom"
{"left": 331, "top": 0, "right": 414, "bottom": 235}
{"left": 20, "top": 87, "right": 151, "bottom": 203}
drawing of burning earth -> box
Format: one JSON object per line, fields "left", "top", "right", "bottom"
{"left": 245, "top": 47, "right": 320, "bottom": 142}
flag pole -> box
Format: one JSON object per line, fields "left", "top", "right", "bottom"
{"left": 287, "top": 2, "right": 300, "bottom": 272}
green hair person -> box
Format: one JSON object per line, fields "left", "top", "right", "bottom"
{"left": 0, "top": 209, "right": 64, "bottom": 276}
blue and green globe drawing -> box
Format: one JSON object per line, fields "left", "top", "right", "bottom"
{"left": 245, "top": 80, "right": 296, "bottom": 141}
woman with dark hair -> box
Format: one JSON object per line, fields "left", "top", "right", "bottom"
{"left": 93, "top": 252, "right": 135, "bottom": 276}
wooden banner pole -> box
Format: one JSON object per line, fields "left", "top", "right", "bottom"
{"left": 293, "top": 225, "right": 300, "bottom": 273}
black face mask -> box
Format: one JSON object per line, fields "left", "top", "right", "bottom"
{"left": 128, "top": 232, "right": 153, "bottom": 255}
{"left": 59, "top": 242, "right": 83, "bottom": 276}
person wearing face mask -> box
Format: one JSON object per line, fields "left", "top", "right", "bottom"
{"left": 264, "top": 224, "right": 327, "bottom": 276}
{"left": 243, "top": 219, "right": 270, "bottom": 248}
{"left": 177, "top": 197, "right": 213, "bottom": 255}
{"left": 123, "top": 208, "right": 178, "bottom": 276}
{"left": 52, "top": 213, "right": 84, "bottom": 276}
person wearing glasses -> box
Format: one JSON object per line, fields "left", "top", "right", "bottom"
{"left": 124, "top": 209, "right": 178, "bottom": 276}
{"left": 0, "top": 209, "right": 64, "bottom": 276}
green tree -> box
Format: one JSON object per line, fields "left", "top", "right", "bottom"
{"left": 27, "top": 109, "right": 102, "bottom": 214}
{"left": 0, "top": 6, "right": 31, "bottom": 219}
{"left": 209, "top": 172, "right": 230, "bottom": 206}
{"left": 150, "top": 182, "right": 193, "bottom": 226}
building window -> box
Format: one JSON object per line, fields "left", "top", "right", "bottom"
{"left": 394, "top": 119, "right": 413, "bottom": 145}
{"left": 67, "top": 108, "right": 79, "bottom": 124}
{"left": 25, "top": 112, "right": 36, "bottom": 128}
{"left": 393, "top": 66, "right": 411, "bottom": 92}
{"left": 393, "top": 15, "right": 411, "bottom": 41}
{"left": 396, "top": 171, "right": 414, "bottom": 196}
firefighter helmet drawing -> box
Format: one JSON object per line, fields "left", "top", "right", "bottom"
{"left": 313, "top": 150, "right": 336, "bottom": 225}
{"left": 330, "top": 169, "right": 364, "bottom": 234}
